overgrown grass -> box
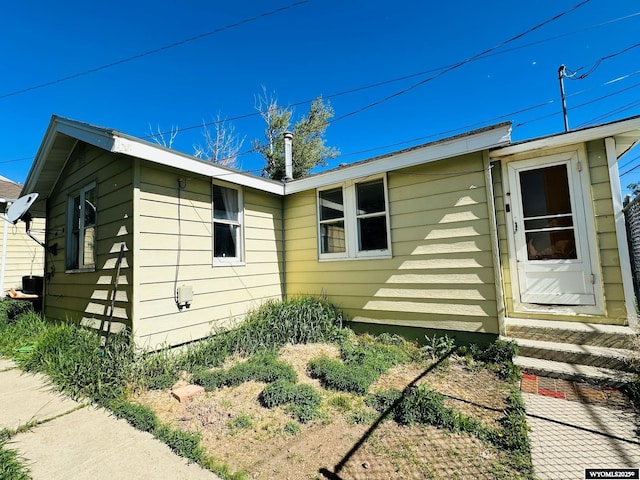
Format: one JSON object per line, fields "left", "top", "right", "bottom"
{"left": 192, "top": 350, "right": 296, "bottom": 391}
{"left": 128, "top": 295, "right": 346, "bottom": 392}
{"left": 0, "top": 297, "right": 534, "bottom": 479}
{"left": 308, "top": 335, "right": 412, "bottom": 394}
{"left": 260, "top": 379, "right": 322, "bottom": 423}
{"left": 366, "top": 383, "right": 533, "bottom": 471}
{"left": 0, "top": 295, "right": 343, "bottom": 480}
{"left": 0, "top": 441, "right": 30, "bottom": 480}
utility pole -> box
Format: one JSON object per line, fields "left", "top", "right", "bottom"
{"left": 558, "top": 65, "right": 569, "bottom": 132}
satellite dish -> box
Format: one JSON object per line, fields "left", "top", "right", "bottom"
{"left": 6, "top": 193, "right": 39, "bottom": 224}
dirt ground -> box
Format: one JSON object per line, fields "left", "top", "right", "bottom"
{"left": 134, "top": 344, "right": 525, "bottom": 480}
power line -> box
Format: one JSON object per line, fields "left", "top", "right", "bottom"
{"left": 566, "top": 41, "right": 640, "bottom": 80}
{"left": 329, "top": 0, "right": 593, "bottom": 124}
{"left": 0, "top": 1, "right": 309, "bottom": 100}
{"left": 148, "top": 0, "right": 611, "bottom": 139}
{"left": 620, "top": 158, "right": 640, "bottom": 177}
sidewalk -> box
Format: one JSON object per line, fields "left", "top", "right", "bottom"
{"left": 521, "top": 373, "right": 640, "bottom": 479}
{"left": 0, "top": 359, "right": 221, "bottom": 480}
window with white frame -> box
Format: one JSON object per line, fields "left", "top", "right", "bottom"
{"left": 212, "top": 182, "right": 243, "bottom": 264}
{"left": 317, "top": 176, "right": 390, "bottom": 259}
{"left": 66, "top": 183, "right": 96, "bottom": 271}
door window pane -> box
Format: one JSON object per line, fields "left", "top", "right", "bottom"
{"left": 520, "top": 165, "right": 571, "bottom": 217}
{"left": 526, "top": 230, "right": 577, "bottom": 260}
{"left": 520, "top": 164, "right": 577, "bottom": 261}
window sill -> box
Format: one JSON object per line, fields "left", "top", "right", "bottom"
{"left": 65, "top": 267, "right": 96, "bottom": 274}
{"left": 318, "top": 253, "right": 392, "bottom": 262}
{"left": 213, "top": 260, "right": 245, "bottom": 267}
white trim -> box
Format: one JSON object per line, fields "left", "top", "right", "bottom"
{"left": 484, "top": 154, "right": 506, "bottom": 336}
{"left": 490, "top": 116, "right": 640, "bottom": 159}
{"left": 212, "top": 180, "right": 244, "bottom": 266}
{"left": 287, "top": 124, "right": 512, "bottom": 194}
{"left": 111, "top": 136, "right": 284, "bottom": 195}
{"left": 605, "top": 137, "right": 638, "bottom": 327}
{"left": 317, "top": 174, "right": 392, "bottom": 260}
{"left": 66, "top": 182, "right": 97, "bottom": 272}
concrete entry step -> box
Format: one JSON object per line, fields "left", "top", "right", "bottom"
{"left": 514, "top": 356, "right": 636, "bottom": 388}
{"left": 505, "top": 317, "right": 637, "bottom": 349}
{"left": 504, "top": 336, "right": 638, "bottom": 373}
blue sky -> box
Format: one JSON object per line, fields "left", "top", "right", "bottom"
{"left": 2, "top": 0, "right": 640, "bottom": 191}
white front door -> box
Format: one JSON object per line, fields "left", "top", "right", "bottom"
{"left": 507, "top": 151, "right": 596, "bottom": 306}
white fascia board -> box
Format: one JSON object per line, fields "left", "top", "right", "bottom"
{"left": 284, "top": 124, "right": 512, "bottom": 194}
{"left": 110, "top": 136, "right": 284, "bottom": 195}
{"left": 490, "top": 117, "right": 640, "bottom": 159}
{"left": 22, "top": 117, "right": 116, "bottom": 195}
{"left": 55, "top": 119, "right": 116, "bottom": 151}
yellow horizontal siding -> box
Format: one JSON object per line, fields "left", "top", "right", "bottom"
{"left": 44, "top": 146, "right": 133, "bottom": 330}
{"left": 285, "top": 153, "right": 500, "bottom": 335}
{"left": 134, "top": 164, "right": 283, "bottom": 347}
{"left": 1, "top": 216, "right": 46, "bottom": 290}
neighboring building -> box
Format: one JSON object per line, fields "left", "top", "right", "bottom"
{"left": 20, "top": 115, "right": 640, "bottom": 349}
{"left": 0, "top": 176, "right": 45, "bottom": 293}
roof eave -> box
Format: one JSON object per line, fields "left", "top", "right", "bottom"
{"left": 22, "top": 116, "right": 285, "bottom": 199}
{"left": 489, "top": 115, "right": 640, "bottom": 160}
{"left": 284, "top": 122, "right": 512, "bottom": 194}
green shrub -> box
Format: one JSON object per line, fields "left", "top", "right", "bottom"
{"left": 308, "top": 338, "right": 409, "bottom": 395}
{"left": 421, "top": 334, "right": 456, "bottom": 360}
{"left": 0, "top": 299, "right": 33, "bottom": 322}
{"left": 492, "top": 390, "right": 530, "bottom": 454}
{"left": 368, "top": 385, "right": 485, "bottom": 438}
{"left": 469, "top": 339, "right": 520, "bottom": 381}
{"left": 308, "top": 355, "right": 377, "bottom": 395}
{"left": 365, "top": 388, "right": 402, "bottom": 412}
{"left": 110, "top": 399, "right": 159, "bottom": 433}
{"left": 192, "top": 350, "right": 296, "bottom": 391}
{"left": 474, "top": 339, "right": 519, "bottom": 364}
{"left": 340, "top": 341, "right": 410, "bottom": 374}
{"left": 259, "top": 379, "right": 322, "bottom": 423}
{"left": 156, "top": 425, "right": 205, "bottom": 463}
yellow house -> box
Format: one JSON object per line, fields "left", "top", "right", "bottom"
{"left": 1, "top": 176, "right": 45, "bottom": 294}
{"left": 20, "top": 115, "right": 640, "bottom": 356}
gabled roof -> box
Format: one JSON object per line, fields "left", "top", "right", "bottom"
{"left": 22, "top": 116, "right": 514, "bottom": 204}
{"left": 22, "top": 116, "right": 285, "bottom": 208}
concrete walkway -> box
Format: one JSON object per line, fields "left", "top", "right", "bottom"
{"left": 0, "top": 359, "right": 220, "bottom": 480}
{"left": 522, "top": 376, "right": 640, "bottom": 479}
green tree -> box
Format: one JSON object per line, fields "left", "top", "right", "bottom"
{"left": 628, "top": 182, "right": 640, "bottom": 197}
{"left": 253, "top": 89, "right": 339, "bottom": 180}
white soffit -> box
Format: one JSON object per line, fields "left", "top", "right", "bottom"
{"left": 490, "top": 115, "right": 640, "bottom": 160}
{"left": 284, "top": 123, "right": 512, "bottom": 194}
